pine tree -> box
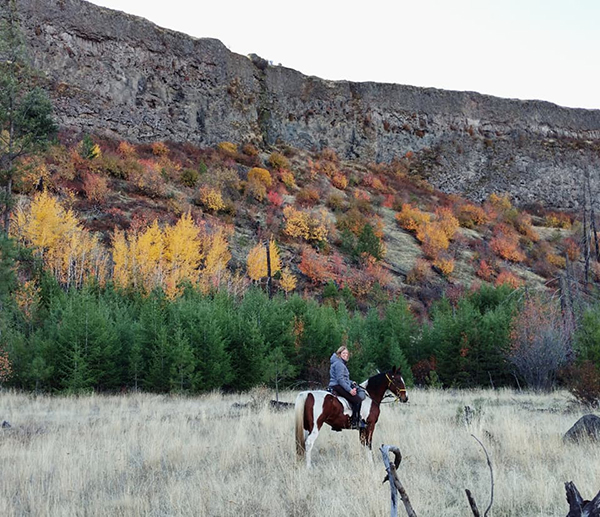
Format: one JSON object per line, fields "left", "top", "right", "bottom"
{"left": 0, "top": 0, "right": 56, "bottom": 234}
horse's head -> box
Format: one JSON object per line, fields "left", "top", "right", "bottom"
{"left": 386, "top": 367, "right": 408, "bottom": 403}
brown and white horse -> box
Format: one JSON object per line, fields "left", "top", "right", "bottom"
{"left": 295, "top": 367, "right": 408, "bottom": 467}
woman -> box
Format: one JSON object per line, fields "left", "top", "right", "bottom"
{"left": 328, "top": 346, "right": 365, "bottom": 429}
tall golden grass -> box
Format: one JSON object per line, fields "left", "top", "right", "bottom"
{"left": 0, "top": 388, "right": 598, "bottom": 516}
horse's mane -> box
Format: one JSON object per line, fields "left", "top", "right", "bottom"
{"left": 360, "top": 370, "right": 389, "bottom": 392}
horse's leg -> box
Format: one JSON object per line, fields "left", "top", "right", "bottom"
{"left": 304, "top": 425, "right": 320, "bottom": 468}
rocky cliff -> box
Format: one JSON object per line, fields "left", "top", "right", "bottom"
{"left": 14, "top": 0, "right": 600, "bottom": 209}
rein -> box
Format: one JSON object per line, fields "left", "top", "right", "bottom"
{"left": 385, "top": 373, "right": 407, "bottom": 403}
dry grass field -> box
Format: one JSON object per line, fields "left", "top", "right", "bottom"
{"left": 0, "top": 388, "right": 598, "bottom": 517}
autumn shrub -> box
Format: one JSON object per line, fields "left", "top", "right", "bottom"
{"left": 151, "top": 141, "right": 169, "bottom": 157}
{"left": 180, "top": 168, "right": 199, "bottom": 187}
{"left": 296, "top": 187, "right": 320, "bottom": 207}
{"left": 268, "top": 152, "right": 290, "bottom": 171}
{"left": 319, "top": 148, "right": 339, "bottom": 163}
{"left": 433, "top": 256, "right": 455, "bottom": 277}
{"left": 561, "top": 237, "right": 580, "bottom": 262}
{"left": 267, "top": 190, "right": 283, "bottom": 207}
{"left": 132, "top": 159, "right": 166, "bottom": 198}
{"left": 279, "top": 170, "right": 296, "bottom": 189}
{"left": 79, "top": 135, "right": 101, "bottom": 161}
{"left": 406, "top": 258, "right": 432, "bottom": 285}
{"left": 564, "top": 361, "right": 600, "bottom": 407}
{"left": 547, "top": 253, "right": 566, "bottom": 269}
{"left": 327, "top": 193, "right": 346, "bottom": 212}
{"left": 246, "top": 179, "right": 267, "bottom": 202}
{"left": 241, "top": 143, "right": 259, "bottom": 157}
{"left": 490, "top": 224, "right": 526, "bottom": 262}
{"left": 544, "top": 211, "right": 572, "bottom": 229}
{"left": 495, "top": 270, "right": 523, "bottom": 289}
{"left": 279, "top": 267, "right": 297, "bottom": 294}
{"left": 416, "top": 222, "right": 450, "bottom": 259}
{"left": 283, "top": 206, "right": 328, "bottom": 243}
{"left": 396, "top": 204, "right": 431, "bottom": 232}
{"left": 436, "top": 207, "right": 460, "bottom": 240}
{"left": 197, "top": 186, "right": 225, "bottom": 212}
{"left": 298, "top": 246, "right": 332, "bottom": 285}
{"left": 83, "top": 173, "right": 109, "bottom": 202}
{"left": 0, "top": 346, "right": 12, "bottom": 385}
{"left": 457, "top": 203, "right": 487, "bottom": 228}
{"left": 331, "top": 172, "right": 348, "bottom": 190}
{"left": 488, "top": 192, "right": 512, "bottom": 213}
{"left": 248, "top": 167, "right": 272, "bottom": 188}
{"left": 476, "top": 259, "right": 496, "bottom": 282}
{"left": 505, "top": 210, "right": 539, "bottom": 241}
{"left": 117, "top": 141, "right": 136, "bottom": 159}
{"left": 217, "top": 141, "right": 238, "bottom": 157}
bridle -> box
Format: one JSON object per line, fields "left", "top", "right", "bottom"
{"left": 385, "top": 373, "right": 407, "bottom": 402}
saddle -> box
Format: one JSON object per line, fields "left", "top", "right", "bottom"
{"left": 325, "top": 387, "right": 352, "bottom": 415}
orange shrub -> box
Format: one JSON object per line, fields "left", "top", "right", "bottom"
{"left": 83, "top": 173, "right": 109, "bottom": 202}
{"left": 436, "top": 207, "right": 459, "bottom": 240}
{"left": 488, "top": 192, "right": 512, "bottom": 212}
{"left": 296, "top": 187, "right": 320, "bottom": 207}
{"left": 298, "top": 247, "right": 332, "bottom": 285}
{"left": 457, "top": 203, "right": 487, "bottom": 228}
{"left": 242, "top": 143, "right": 259, "bottom": 157}
{"left": 319, "top": 148, "right": 339, "bottom": 163}
{"left": 433, "top": 257, "right": 455, "bottom": 277}
{"left": 476, "top": 260, "right": 495, "bottom": 282}
{"left": 396, "top": 204, "right": 431, "bottom": 232}
{"left": 562, "top": 237, "right": 580, "bottom": 262}
{"left": 331, "top": 172, "right": 348, "bottom": 190}
{"left": 151, "top": 141, "right": 169, "bottom": 157}
{"left": 495, "top": 270, "right": 523, "bottom": 289}
{"left": 490, "top": 225, "right": 525, "bottom": 262}
{"left": 117, "top": 141, "right": 136, "bottom": 158}
{"left": 416, "top": 222, "right": 449, "bottom": 258}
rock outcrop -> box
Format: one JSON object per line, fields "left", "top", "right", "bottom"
{"left": 14, "top": 0, "right": 600, "bottom": 209}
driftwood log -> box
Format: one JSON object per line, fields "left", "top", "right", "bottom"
{"left": 380, "top": 445, "right": 418, "bottom": 517}
{"left": 565, "top": 482, "right": 600, "bottom": 517}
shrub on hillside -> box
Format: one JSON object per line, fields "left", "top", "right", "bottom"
{"left": 180, "top": 168, "right": 200, "bottom": 187}
{"left": 396, "top": 204, "right": 431, "bottom": 232}
{"left": 457, "top": 203, "right": 487, "bottom": 228}
{"left": 197, "top": 186, "right": 225, "bottom": 212}
{"left": 151, "top": 141, "right": 169, "bottom": 157}
{"left": 564, "top": 361, "right": 600, "bottom": 407}
{"left": 83, "top": 173, "right": 109, "bottom": 202}
{"left": 268, "top": 152, "right": 290, "bottom": 171}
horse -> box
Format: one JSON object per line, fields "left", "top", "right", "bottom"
{"left": 295, "top": 366, "right": 408, "bottom": 467}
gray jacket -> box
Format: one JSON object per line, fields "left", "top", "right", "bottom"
{"left": 328, "top": 353, "right": 353, "bottom": 392}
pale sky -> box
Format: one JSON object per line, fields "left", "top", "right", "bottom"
{"left": 89, "top": 0, "right": 600, "bottom": 110}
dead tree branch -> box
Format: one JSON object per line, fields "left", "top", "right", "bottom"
{"left": 565, "top": 481, "right": 600, "bottom": 517}
{"left": 464, "top": 435, "right": 494, "bottom": 517}
{"left": 380, "top": 445, "right": 417, "bottom": 517}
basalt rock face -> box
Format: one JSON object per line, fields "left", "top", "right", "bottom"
{"left": 15, "top": 0, "right": 600, "bottom": 209}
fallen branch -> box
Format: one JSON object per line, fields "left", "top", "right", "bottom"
{"left": 565, "top": 481, "right": 600, "bottom": 517}
{"left": 380, "top": 444, "right": 417, "bottom": 517}
{"left": 464, "top": 434, "right": 494, "bottom": 517}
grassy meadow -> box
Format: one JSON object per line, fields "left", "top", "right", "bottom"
{"left": 0, "top": 388, "right": 598, "bottom": 516}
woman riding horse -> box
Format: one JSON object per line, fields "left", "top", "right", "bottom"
{"left": 329, "top": 346, "right": 365, "bottom": 429}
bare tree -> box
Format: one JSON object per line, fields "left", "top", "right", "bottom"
{"left": 508, "top": 295, "right": 572, "bottom": 390}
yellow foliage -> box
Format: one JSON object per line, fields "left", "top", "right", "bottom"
{"left": 198, "top": 186, "right": 225, "bottom": 212}
{"left": 246, "top": 240, "right": 281, "bottom": 281}
{"left": 416, "top": 222, "right": 450, "bottom": 258}
{"left": 457, "top": 203, "right": 488, "bottom": 228}
{"left": 331, "top": 173, "right": 348, "bottom": 190}
{"left": 217, "top": 141, "right": 238, "bottom": 156}
{"left": 268, "top": 152, "right": 290, "bottom": 171}
{"left": 547, "top": 253, "right": 566, "bottom": 269}
{"left": 151, "top": 141, "right": 169, "bottom": 157}
{"left": 395, "top": 204, "right": 431, "bottom": 232}
{"left": 248, "top": 167, "right": 273, "bottom": 188}
{"left": 280, "top": 170, "right": 296, "bottom": 189}
{"left": 284, "top": 206, "right": 329, "bottom": 243}
{"left": 117, "top": 141, "right": 136, "bottom": 158}
{"left": 164, "top": 212, "right": 203, "bottom": 288}
{"left": 204, "top": 227, "right": 232, "bottom": 279}
{"left": 433, "top": 257, "right": 455, "bottom": 276}
{"left": 279, "top": 267, "right": 297, "bottom": 293}
{"left": 13, "top": 191, "right": 107, "bottom": 288}
{"left": 488, "top": 193, "right": 512, "bottom": 212}
{"left": 435, "top": 207, "right": 459, "bottom": 240}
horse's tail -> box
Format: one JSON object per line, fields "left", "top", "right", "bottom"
{"left": 295, "top": 392, "right": 307, "bottom": 457}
